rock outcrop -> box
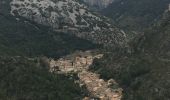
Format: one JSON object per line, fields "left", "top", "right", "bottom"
{"left": 10, "top": 0, "right": 127, "bottom": 48}
{"left": 82, "top": 0, "right": 115, "bottom": 9}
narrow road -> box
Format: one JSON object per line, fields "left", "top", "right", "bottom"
{"left": 49, "top": 51, "right": 122, "bottom": 100}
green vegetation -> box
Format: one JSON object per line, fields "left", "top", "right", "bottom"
{"left": 0, "top": 14, "right": 98, "bottom": 58}
{"left": 0, "top": 56, "right": 83, "bottom": 100}
{"left": 90, "top": 11, "right": 170, "bottom": 100}
{"left": 1, "top": 0, "right": 170, "bottom": 99}
{"left": 102, "top": 0, "right": 170, "bottom": 31}
{"left": 91, "top": 52, "right": 170, "bottom": 100}
{"left": 0, "top": 1, "right": 98, "bottom": 99}
{"left": 143, "top": 11, "right": 170, "bottom": 58}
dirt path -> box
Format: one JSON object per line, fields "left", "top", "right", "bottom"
{"left": 49, "top": 51, "right": 122, "bottom": 100}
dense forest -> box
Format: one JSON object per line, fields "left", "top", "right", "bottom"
{"left": 102, "top": 0, "right": 170, "bottom": 31}
{"left": 90, "top": 11, "right": 170, "bottom": 100}
{"left": 0, "top": 56, "right": 84, "bottom": 100}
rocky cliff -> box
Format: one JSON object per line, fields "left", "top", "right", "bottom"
{"left": 10, "top": 0, "right": 127, "bottom": 48}
{"left": 82, "top": 0, "right": 115, "bottom": 9}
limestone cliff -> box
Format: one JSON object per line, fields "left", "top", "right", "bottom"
{"left": 82, "top": 0, "right": 115, "bottom": 9}
{"left": 10, "top": 0, "right": 127, "bottom": 48}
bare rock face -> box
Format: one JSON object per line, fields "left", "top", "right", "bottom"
{"left": 10, "top": 0, "right": 127, "bottom": 48}
{"left": 82, "top": 0, "right": 115, "bottom": 9}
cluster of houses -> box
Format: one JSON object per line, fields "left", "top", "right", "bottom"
{"left": 49, "top": 51, "right": 99, "bottom": 73}
{"left": 79, "top": 71, "right": 122, "bottom": 100}
{"left": 49, "top": 51, "right": 122, "bottom": 100}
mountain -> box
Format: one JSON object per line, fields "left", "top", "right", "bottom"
{"left": 10, "top": 0, "right": 127, "bottom": 48}
{"left": 82, "top": 0, "right": 115, "bottom": 10}
{"left": 142, "top": 9, "right": 170, "bottom": 58}
{"left": 0, "top": 0, "right": 96, "bottom": 99}
{"left": 0, "top": 56, "right": 83, "bottom": 100}
{"left": 90, "top": 8, "right": 170, "bottom": 100}
{"left": 2, "top": 0, "right": 170, "bottom": 100}
{"left": 0, "top": 0, "right": 127, "bottom": 99}
{"left": 0, "top": 13, "right": 97, "bottom": 57}
{"left": 0, "top": 0, "right": 100, "bottom": 57}
{"left": 102, "top": 0, "right": 170, "bottom": 31}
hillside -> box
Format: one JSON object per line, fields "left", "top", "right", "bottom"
{"left": 9, "top": 0, "right": 127, "bottom": 48}
{"left": 0, "top": 0, "right": 100, "bottom": 99}
{"left": 0, "top": 56, "right": 83, "bottom": 100}
{"left": 143, "top": 10, "right": 170, "bottom": 58}
{"left": 0, "top": 14, "right": 98, "bottom": 58}
{"left": 102, "top": 0, "right": 170, "bottom": 31}
{"left": 90, "top": 10, "right": 170, "bottom": 100}
{"left": 0, "top": 0, "right": 101, "bottom": 58}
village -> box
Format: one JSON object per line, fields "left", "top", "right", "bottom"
{"left": 49, "top": 51, "right": 122, "bottom": 100}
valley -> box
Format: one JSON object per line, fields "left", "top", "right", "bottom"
{"left": 0, "top": 0, "right": 170, "bottom": 100}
